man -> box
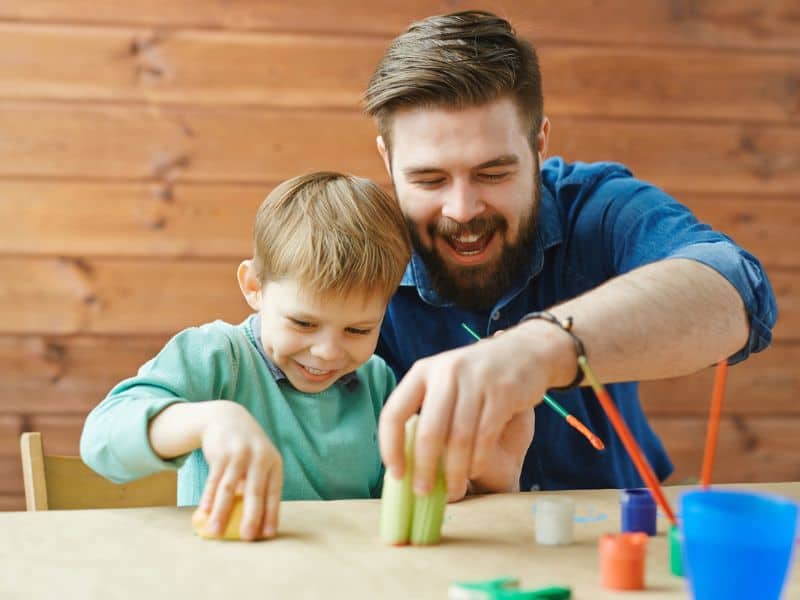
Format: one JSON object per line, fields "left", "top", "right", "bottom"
{"left": 365, "top": 11, "right": 777, "bottom": 500}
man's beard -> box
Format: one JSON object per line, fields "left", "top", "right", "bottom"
{"left": 407, "top": 188, "right": 540, "bottom": 312}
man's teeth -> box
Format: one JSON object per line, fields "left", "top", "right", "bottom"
{"left": 451, "top": 232, "right": 482, "bottom": 243}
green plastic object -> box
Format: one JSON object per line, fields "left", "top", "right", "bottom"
{"left": 449, "top": 577, "right": 571, "bottom": 600}
{"left": 669, "top": 523, "right": 684, "bottom": 577}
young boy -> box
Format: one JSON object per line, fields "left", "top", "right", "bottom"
{"left": 80, "top": 172, "right": 412, "bottom": 541}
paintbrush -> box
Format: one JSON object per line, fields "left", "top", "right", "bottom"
{"left": 701, "top": 360, "right": 728, "bottom": 489}
{"left": 460, "top": 322, "right": 605, "bottom": 451}
{"left": 578, "top": 356, "right": 677, "bottom": 525}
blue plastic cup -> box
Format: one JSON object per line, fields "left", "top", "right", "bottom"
{"left": 681, "top": 489, "right": 798, "bottom": 600}
{"left": 620, "top": 488, "right": 657, "bottom": 536}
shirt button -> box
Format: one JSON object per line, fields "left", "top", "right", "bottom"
{"left": 492, "top": 311, "right": 501, "bottom": 321}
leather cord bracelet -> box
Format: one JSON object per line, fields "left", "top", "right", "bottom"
{"left": 519, "top": 310, "right": 586, "bottom": 389}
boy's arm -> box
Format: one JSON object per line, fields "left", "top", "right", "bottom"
{"left": 80, "top": 324, "right": 239, "bottom": 483}
{"left": 149, "top": 399, "right": 282, "bottom": 541}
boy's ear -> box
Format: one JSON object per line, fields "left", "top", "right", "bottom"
{"left": 237, "top": 259, "right": 262, "bottom": 310}
{"left": 376, "top": 136, "right": 392, "bottom": 180}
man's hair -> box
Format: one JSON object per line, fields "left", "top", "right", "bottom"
{"left": 364, "top": 10, "right": 543, "bottom": 150}
{"left": 252, "top": 172, "right": 411, "bottom": 300}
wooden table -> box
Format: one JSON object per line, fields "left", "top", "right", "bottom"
{"left": 1, "top": 483, "right": 797, "bottom": 599}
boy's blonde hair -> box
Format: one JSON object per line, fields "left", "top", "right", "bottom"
{"left": 253, "top": 171, "right": 411, "bottom": 300}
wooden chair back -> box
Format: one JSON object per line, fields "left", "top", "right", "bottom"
{"left": 20, "top": 432, "right": 176, "bottom": 510}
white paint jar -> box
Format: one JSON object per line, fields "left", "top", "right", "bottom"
{"left": 534, "top": 496, "right": 575, "bottom": 545}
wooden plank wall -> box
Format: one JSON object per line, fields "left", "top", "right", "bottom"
{"left": 0, "top": 1, "right": 798, "bottom": 509}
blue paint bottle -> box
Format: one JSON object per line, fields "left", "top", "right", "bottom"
{"left": 620, "top": 488, "right": 657, "bottom": 536}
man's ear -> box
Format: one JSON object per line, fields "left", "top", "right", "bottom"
{"left": 376, "top": 135, "right": 392, "bottom": 180}
{"left": 536, "top": 117, "right": 551, "bottom": 164}
{"left": 237, "top": 259, "right": 261, "bottom": 310}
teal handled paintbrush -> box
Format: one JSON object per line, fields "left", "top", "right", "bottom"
{"left": 460, "top": 322, "right": 604, "bottom": 451}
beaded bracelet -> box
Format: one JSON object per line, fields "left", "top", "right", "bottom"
{"left": 519, "top": 310, "right": 586, "bottom": 389}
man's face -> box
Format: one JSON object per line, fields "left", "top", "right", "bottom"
{"left": 380, "top": 97, "right": 544, "bottom": 311}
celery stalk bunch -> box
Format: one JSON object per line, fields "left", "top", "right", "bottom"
{"left": 380, "top": 415, "right": 447, "bottom": 545}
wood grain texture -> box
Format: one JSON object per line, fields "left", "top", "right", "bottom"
{"left": 0, "top": 24, "right": 797, "bottom": 123}
{"left": 0, "top": 258, "right": 794, "bottom": 337}
{"left": 1, "top": 1, "right": 798, "bottom": 50}
{"left": 0, "top": 0, "right": 797, "bottom": 505}
{"left": 0, "top": 257, "right": 250, "bottom": 335}
{"left": 640, "top": 344, "right": 800, "bottom": 416}
{"left": 0, "top": 336, "right": 168, "bottom": 414}
{"left": 2, "top": 103, "right": 799, "bottom": 194}
{"left": 1, "top": 182, "right": 797, "bottom": 268}
{"left": 651, "top": 416, "right": 800, "bottom": 484}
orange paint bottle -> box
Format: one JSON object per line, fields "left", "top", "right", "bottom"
{"left": 599, "top": 532, "right": 648, "bottom": 590}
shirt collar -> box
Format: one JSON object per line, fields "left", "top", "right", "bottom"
{"left": 399, "top": 183, "right": 563, "bottom": 307}
{"left": 247, "top": 314, "right": 360, "bottom": 392}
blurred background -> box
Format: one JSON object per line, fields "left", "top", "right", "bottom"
{"left": 0, "top": 1, "right": 798, "bottom": 510}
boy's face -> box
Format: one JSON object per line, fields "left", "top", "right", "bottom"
{"left": 248, "top": 276, "right": 386, "bottom": 393}
{"left": 377, "top": 96, "right": 549, "bottom": 310}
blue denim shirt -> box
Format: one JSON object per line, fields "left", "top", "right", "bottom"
{"left": 377, "top": 157, "right": 777, "bottom": 491}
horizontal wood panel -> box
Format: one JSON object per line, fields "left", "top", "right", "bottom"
{"left": 0, "top": 258, "right": 795, "bottom": 337}
{"left": 640, "top": 343, "right": 800, "bottom": 416}
{"left": 0, "top": 415, "right": 22, "bottom": 457}
{"left": 0, "top": 181, "right": 261, "bottom": 258}
{"left": 0, "top": 458, "right": 22, "bottom": 495}
{"left": 0, "top": 257, "right": 250, "bottom": 335}
{"left": 0, "top": 103, "right": 382, "bottom": 183}
{"left": 686, "top": 194, "right": 800, "bottom": 269}
{"left": 1, "top": 103, "right": 799, "bottom": 195}
{"left": 0, "top": 25, "right": 384, "bottom": 109}
{"left": 540, "top": 45, "right": 800, "bottom": 124}
{"left": 0, "top": 336, "right": 169, "bottom": 414}
{"left": 651, "top": 416, "right": 800, "bottom": 484}
{"left": 1, "top": 181, "right": 797, "bottom": 268}
{"left": 1, "top": 24, "right": 797, "bottom": 124}
{"left": 1, "top": 1, "right": 798, "bottom": 51}
{"left": 0, "top": 494, "right": 24, "bottom": 511}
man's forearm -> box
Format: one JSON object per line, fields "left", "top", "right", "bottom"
{"left": 527, "top": 258, "right": 750, "bottom": 385}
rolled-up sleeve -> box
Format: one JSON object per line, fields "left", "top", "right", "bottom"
{"left": 583, "top": 177, "right": 778, "bottom": 364}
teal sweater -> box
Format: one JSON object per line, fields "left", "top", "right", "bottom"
{"left": 80, "top": 316, "right": 394, "bottom": 506}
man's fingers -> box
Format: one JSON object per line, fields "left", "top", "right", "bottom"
{"left": 469, "top": 397, "right": 507, "bottom": 479}
{"left": 443, "top": 383, "right": 482, "bottom": 495}
{"left": 379, "top": 364, "right": 427, "bottom": 479}
{"left": 412, "top": 373, "right": 456, "bottom": 496}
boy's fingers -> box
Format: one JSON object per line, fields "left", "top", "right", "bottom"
{"left": 199, "top": 458, "right": 226, "bottom": 513}
{"left": 241, "top": 460, "right": 268, "bottom": 541}
{"left": 262, "top": 463, "right": 283, "bottom": 538}
{"left": 378, "top": 366, "right": 426, "bottom": 478}
{"left": 208, "top": 459, "right": 246, "bottom": 536}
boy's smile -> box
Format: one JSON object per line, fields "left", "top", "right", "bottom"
{"left": 249, "top": 277, "right": 386, "bottom": 393}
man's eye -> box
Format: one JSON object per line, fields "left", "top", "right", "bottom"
{"left": 346, "top": 327, "right": 372, "bottom": 335}
{"left": 414, "top": 178, "right": 445, "bottom": 187}
{"left": 479, "top": 172, "right": 509, "bottom": 182}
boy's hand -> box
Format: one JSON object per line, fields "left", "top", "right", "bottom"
{"left": 197, "top": 401, "right": 283, "bottom": 541}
